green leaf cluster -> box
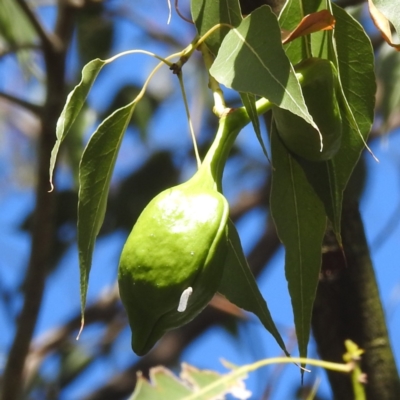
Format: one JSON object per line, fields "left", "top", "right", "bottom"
{"left": 193, "top": 0, "right": 375, "bottom": 364}
{"left": 50, "top": 0, "right": 375, "bottom": 369}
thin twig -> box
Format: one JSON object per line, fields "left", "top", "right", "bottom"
{"left": 176, "top": 71, "right": 201, "bottom": 167}
{"left": 198, "top": 43, "right": 227, "bottom": 117}
{"left": 175, "top": 0, "right": 193, "bottom": 24}
{"left": 0, "top": 91, "right": 42, "bottom": 115}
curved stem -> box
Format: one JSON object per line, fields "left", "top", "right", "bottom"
{"left": 198, "top": 43, "right": 226, "bottom": 117}
{"left": 199, "top": 97, "right": 273, "bottom": 191}
{"left": 186, "top": 355, "right": 353, "bottom": 400}
{"left": 200, "top": 112, "right": 245, "bottom": 191}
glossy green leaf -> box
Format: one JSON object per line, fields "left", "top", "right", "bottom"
{"left": 334, "top": 4, "right": 375, "bottom": 136}
{"left": 279, "top": 0, "right": 329, "bottom": 64}
{"left": 218, "top": 220, "right": 288, "bottom": 355}
{"left": 270, "top": 122, "right": 326, "bottom": 362}
{"left": 304, "top": 0, "right": 341, "bottom": 236}
{"left": 311, "top": 3, "right": 376, "bottom": 235}
{"left": 278, "top": 3, "right": 375, "bottom": 241}
{"left": 302, "top": 0, "right": 327, "bottom": 15}
{"left": 295, "top": 158, "right": 341, "bottom": 238}
{"left": 210, "top": 6, "right": 317, "bottom": 129}
{"left": 191, "top": 0, "right": 242, "bottom": 56}
{"left": 269, "top": 5, "right": 374, "bottom": 364}
{"left": 309, "top": 0, "right": 333, "bottom": 60}
{"left": 329, "top": 4, "right": 375, "bottom": 211}
{"left": 276, "top": 0, "right": 342, "bottom": 240}
{"left": 279, "top": 0, "right": 307, "bottom": 64}
{"left": 239, "top": 93, "right": 269, "bottom": 160}
{"left": 49, "top": 59, "right": 106, "bottom": 187}
{"left": 78, "top": 101, "right": 136, "bottom": 320}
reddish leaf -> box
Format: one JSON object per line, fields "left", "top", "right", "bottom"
{"left": 282, "top": 10, "right": 335, "bottom": 44}
{"left": 209, "top": 293, "right": 246, "bottom": 319}
{"left": 368, "top": 0, "right": 400, "bottom": 50}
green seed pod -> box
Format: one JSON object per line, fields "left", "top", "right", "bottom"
{"left": 273, "top": 58, "right": 342, "bottom": 162}
{"left": 118, "top": 174, "right": 229, "bottom": 355}
{"left": 117, "top": 117, "right": 238, "bottom": 356}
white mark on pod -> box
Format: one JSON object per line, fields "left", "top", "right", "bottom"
{"left": 177, "top": 287, "right": 193, "bottom": 312}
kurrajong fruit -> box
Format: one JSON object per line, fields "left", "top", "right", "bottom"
{"left": 272, "top": 57, "right": 342, "bottom": 162}
{"left": 118, "top": 118, "right": 235, "bottom": 356}
{"left": 118, "top": 176, "right": 229, "bottom": 355}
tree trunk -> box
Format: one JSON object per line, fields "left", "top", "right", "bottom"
{"left": 312, "top": 201, "right": 400, "bottom": 399}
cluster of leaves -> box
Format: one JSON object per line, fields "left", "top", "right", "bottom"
{"left": 51, "top": 0, "right": 377, "bottom": 364}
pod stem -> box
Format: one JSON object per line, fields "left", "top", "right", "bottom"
{"left": 200, "top": 113, "right": 242, "bottom": 191}
{"left": 199, "top": 97, "right": 273, "bottom": 191}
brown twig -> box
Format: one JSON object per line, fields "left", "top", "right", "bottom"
{"left": 24, "top": 286, "right": 121, "bottom": 387}
{"left": 0, "top": 91, "right": 42, "bottom": 115}
{"left": 174, "top": 0, "right": 194, "bottom": 24}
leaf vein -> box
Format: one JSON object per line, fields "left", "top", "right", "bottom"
{"left": 232, "top": 27, "right": 306, "bottom": 118}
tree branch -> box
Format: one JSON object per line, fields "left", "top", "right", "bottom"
{"left": 15, "top": 0, "right": 62, "bottom": 53}
{"left": 0, "top": 91, "right": 42, "bottom": 115}
{"left": 24, "top": 286, "right": 121, "bottom": 386}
